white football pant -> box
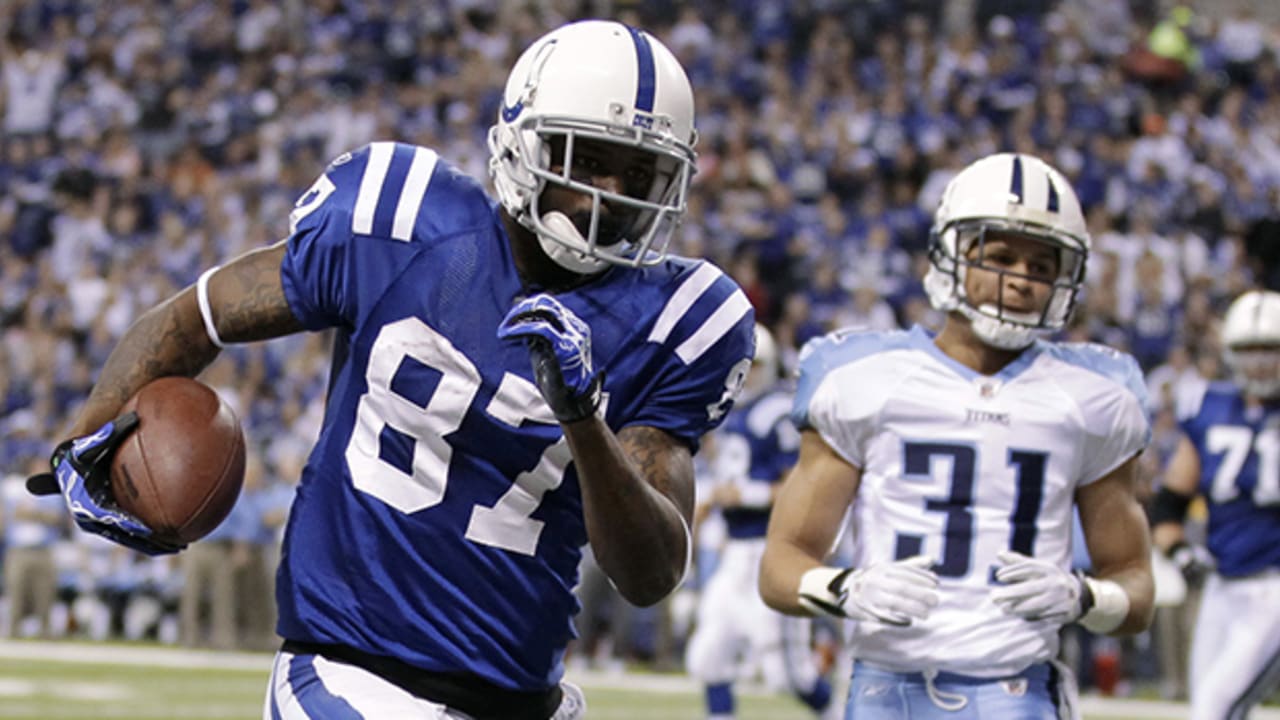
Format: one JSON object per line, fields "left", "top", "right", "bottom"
{"left": 264, "top": 648, "right": 586, "bottom": 720}
{"left": 1189, "top": 570, "right": 1280, "bottom": 720}
{"left": 686, "top": 538, "right": 823, "bottom": 694}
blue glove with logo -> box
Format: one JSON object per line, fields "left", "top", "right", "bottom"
{"left": 26, "top": 413, "right": 184, "bottom": 556}
{"left": 498, "top": 293, "right": 603, "bottom": 423}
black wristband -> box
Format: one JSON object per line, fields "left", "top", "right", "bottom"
{"left": 1150, "top": 486, "right": 1193, "bottom": 526}
{"left": 1075, "top": 571, "right": 1096, "bottom": 617}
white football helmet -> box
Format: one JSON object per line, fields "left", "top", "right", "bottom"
{"left": 487, "top": 20, "right": 698, "bottom": 274}
{"left": 923, "top": 153, "right": 1090, "bottom": 349}
{"left": 1222, "top": 290, "right": 1280, "bottom": 399}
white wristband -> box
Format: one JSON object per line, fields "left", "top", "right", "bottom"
{"left": 197, "top": 266, "right": 225, "bottom": 348}
{"left": 798, "top": 566, "right": 848, "bottom": 617}
{"left": 1078, "top": 576, "right": 1130, "bottom": 634}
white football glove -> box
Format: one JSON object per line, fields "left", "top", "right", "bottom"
{"left": 799, "top": 555, "right": 940, "bottom": 626}
{"left": 990, "top": 551, "right": 1083, "bottom": 623}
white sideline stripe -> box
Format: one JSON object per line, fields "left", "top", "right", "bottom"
{"left": 648, "top": 263, "right": 721, "bottom": 344}
{"left": 676, "top": 289, "right": 751, "bottom": 364}
{"left": 0, "top": 639, "right": 273, "bottom": 671}
{"left": 391, "top": 147, "right": 438, "bottom": 241}
{"left": 352, "top": 142, "right": 395, "bottom": 234}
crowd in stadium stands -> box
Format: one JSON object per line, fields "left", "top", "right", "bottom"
{"left": 2, "top": 0, "right": 1280, "bottom": 702}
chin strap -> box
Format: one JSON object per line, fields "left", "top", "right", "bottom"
{"left": 960, "top": 303, "right": 1041, "bottom": 350}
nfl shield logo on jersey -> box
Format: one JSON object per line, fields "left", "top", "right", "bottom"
{"left": 1000, "top": 678, "right": 1028, "bottom": 697}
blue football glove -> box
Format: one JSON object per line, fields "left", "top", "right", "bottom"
{"left": 26, "top": 413, "right": 184, "bottom": 556}
{"left": 498, "top": 293, "right": 603, "bottom": 423}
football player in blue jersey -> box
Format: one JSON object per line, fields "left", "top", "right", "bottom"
{"left": 25, "top": 20, "right": 754, "bottom": 720}
{"left": 760, "top": 153, "right": 1155, "bottom": 719}
{"left": 1152, "top": 289, "right": 1280, "bottom": 720}
{"left": 685, "top": 325, "right": 837, "bottom": 720}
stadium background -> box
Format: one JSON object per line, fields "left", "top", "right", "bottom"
{"left": 2, "top": 0, "right": 1280, "bottom": 715}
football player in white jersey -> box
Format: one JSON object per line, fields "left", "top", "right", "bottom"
{"left": 685, "top": 326, "right": 837, "bottom": 719}
{"left": 1152, "top": 289, "right": 1280, "bottom": 720}
{"left": 760, "top": 152, "right": 1154, "bottom": 719}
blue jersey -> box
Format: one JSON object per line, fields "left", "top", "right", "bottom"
{"left": 1176, "top": 381, "right": 1280, "bottom": 577}
{"left": 713, "top": 384, "right": 798, "bottom": 539}
{"left": 276, "top": 142, "right": 754, "bottom": 691}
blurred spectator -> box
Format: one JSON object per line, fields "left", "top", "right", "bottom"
{"left": 2, "top": 457, "right": 64, "bottom": 638}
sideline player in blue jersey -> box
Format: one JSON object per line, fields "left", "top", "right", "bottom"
{"left": 25, "top": 21, "right": 754, "bottom": 720}
{"left": 685, "top": 325, "right": 837, "bottom": 720}
{"left": 1152, "top": 289, "right": 1280, "bottom": 720}
{"left": 760, "top": 153, "right": 1155, "bottom": 719}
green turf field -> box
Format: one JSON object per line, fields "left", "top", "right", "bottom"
{"left": 1, "top": 640, "right": 1275, "bottom": 720}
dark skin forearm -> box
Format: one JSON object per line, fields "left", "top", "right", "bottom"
{"left": 563, "top": 418, "right": 694, "bottom": 607}
{"left": 68, "top": 243, "right": 301, "bottom": 438}
{"left": 67, "top": 288, "right": 220, "bottom": 438}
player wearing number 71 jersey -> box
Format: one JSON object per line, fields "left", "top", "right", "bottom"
{"left": 29, "top": 21, "right": 753, "bottom": 720}
{"left": 760, "top": 153, "right": 1154, "bottom": 719}
{"left": 1152, "top": 289, "right": 1280, "bottom": 720}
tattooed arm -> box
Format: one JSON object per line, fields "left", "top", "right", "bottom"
{"left": 67, "top": 242, "right": 303, "bottom": 437}
{"left": 563, "top": 421, "right": 694, "bottom": 607}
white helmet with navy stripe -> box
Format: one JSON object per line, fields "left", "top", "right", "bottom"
{"left": 1222, "top": 289, "right": 1280, "bottom": 398}
{"left": 487, "top": 20, "right": 698, "bottom": 274}
{"left": 924, "top": 152, "right": 1090, "bottom": 349}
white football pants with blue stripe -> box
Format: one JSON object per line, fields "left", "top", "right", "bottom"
{"left": 264, "top": 648, "right": 586, "bottom": 719}
{"left": 685, "top": 538, "right": 825, "bottom": 695}
{"left": 1189, "top": 570, "right": 1280, "bottom": 720}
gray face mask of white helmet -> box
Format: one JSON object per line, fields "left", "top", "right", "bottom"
{"left": 924, "top": 223, "right": 1087, "bottom": 350}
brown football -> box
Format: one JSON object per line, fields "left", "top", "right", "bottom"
{"left": 109, "top": 376, "right": 245, "bottom": 546}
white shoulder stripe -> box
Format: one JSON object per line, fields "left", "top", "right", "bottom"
{"left": 352, "top": 142, "right": 395, "bottom": 235}
{"left": 391, "top": 147, "right": 438, "bottom": 241}
{"left": 648, "top": 263, "right": 722, "bottom": 343}
{"left": 676, "top": 289, "right": 751, "bottom": 364}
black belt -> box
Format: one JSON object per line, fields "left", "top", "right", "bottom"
{"left": 281, "top": 640, "right": 562, "bottom": 720}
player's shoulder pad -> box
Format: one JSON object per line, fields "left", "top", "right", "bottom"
{"left": 644, "top": 258, "right": 753, "bottom": 367}
{"left": 290, "top": 141, "right": 488, "bottom": 242}
{"left": 792, "top": 327, "right": 915, "bottom": 427}
{"left": 1043, "top": 341, "right": 1148, "bottom": 407}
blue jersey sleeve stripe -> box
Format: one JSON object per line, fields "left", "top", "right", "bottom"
{"left": 676, "top": 289, "right": 751, "bottom": 364}
{"left": 352, "top": 142, "right": 395, "bottom": 235}
{"left": 391, "top": 147, "right": 439, "bottom": 241}
{"left": 648, "top": 262, "right": 721, "bottom": 343}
